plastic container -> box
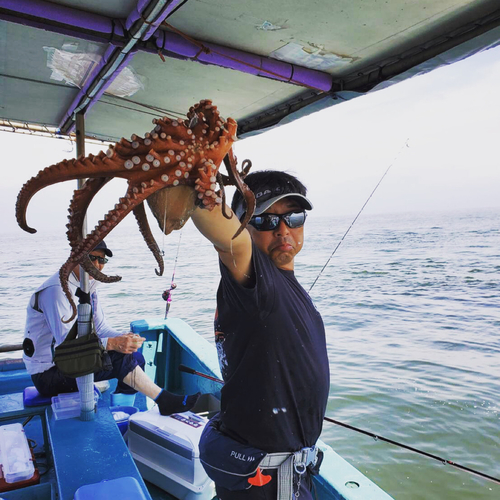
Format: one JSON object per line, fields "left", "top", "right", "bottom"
{"left": 128, "top": 408, "right": 214, "bottom": 499}
{"left": 74, "top": 476, "right": 147, "bottom": 500}
{"left": 110, "top": 406, "right": 139, "bottom": 435}
{"left": 51, "top": 390, "right": 99, "bottom": 420}
{"left": 0, "top": 423, "right": 35, "bottom": 484}
{"left": 110, "top": 392, "right": 136, "bottom": 406}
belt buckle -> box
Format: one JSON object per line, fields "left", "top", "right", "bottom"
{"left": 303, "top": 446, "right": 317, "bottom": 467}
{"left": 294, "top": 446, "right": 317, "bottom": 475}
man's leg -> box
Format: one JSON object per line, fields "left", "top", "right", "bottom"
{"left": 31, "top": 367, "right": 78, "bottom": 397}
{"left": 98, "top": 351, "right": 200, "bottom": 415}
{"left": 121, "top": 364, "right": 200, "bottom": 415}
{"left": 102, "top": 351, "right": 145, "bottom": 394}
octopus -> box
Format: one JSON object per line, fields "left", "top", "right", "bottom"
{"left": 16, "top": 100, "right": 255, "bottom": 323}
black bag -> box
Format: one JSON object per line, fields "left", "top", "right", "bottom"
{"left": 199, "top": 413, "right": 268, "bottom": 491}
{"left": 53, "top": 317, "right": 110, "bottom": 378}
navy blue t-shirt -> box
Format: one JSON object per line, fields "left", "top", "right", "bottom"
{"left": 214, "top": 244, "right": 330, "bottom": 453}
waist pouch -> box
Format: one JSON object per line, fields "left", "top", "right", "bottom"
{"left": 53, "top": 319, "right": 111, "bottom": 378}
{"left": 199, "top": 413, "right": 268, "bottom": 491}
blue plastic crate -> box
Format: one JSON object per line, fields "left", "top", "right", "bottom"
{"left": 74, "top": 476, "right": 147, "bottom": 500}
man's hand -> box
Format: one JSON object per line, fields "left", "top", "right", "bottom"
{"left": 107, "top": 333, "right": 146, "bottom": 354}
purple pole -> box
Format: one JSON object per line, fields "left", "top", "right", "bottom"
{"left": 154, "top": 30, "right": 332, "bottom": 92}
{"left": 1, "top": 0, "right": 118, "bottom": 35}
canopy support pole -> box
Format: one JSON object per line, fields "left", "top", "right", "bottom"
{"left": 75, "top": 112, "right": 96, "bottom": 421}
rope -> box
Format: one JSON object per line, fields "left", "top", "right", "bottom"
{"left": 308, "top": 139, "right": 409, "bottom": 293}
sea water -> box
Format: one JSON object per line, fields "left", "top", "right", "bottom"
{"left": 1, "top": 208, "right": 499, "bottom": 500}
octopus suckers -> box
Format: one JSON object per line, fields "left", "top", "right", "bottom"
{"left": 175, "top": 170, "right": 182, "bottom": 177}
{"left": 124, "top": 160, "right": 134, "bottom": 169}
{"left": 132, "top": 141, "right": 139, "bottom": 149}
{"left": 146, "top": 154, "right": 154, "bottom": 162}
{"left": 173, "top": 180, "right": 179, "bottom": 186}
{"left": 142, "top": 164, "right": 150, "bottom": 171}
{"left": 161, "top": 174, "right": 169, "bottom": 182}
{"left": 144, "top": 139, "right": 152, "bottom": 146}
{"left": 132, "top": 156, "right": 141, "bottom": 164}
{"left": 153, "top": 159, "right": 161, "bottom": 168}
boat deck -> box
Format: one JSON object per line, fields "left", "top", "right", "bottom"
{"left": 0, "top": 318, "right": 394, "bottom": 500}
{"left": 0, "top": 361, "right": 183, "bottom": 500}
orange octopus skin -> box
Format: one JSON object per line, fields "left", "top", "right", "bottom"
{"left": 16, "top": 100, "right": 246, "bottom": 323}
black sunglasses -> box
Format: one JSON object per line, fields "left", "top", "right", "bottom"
{"left": 248, "top": 211, "right": 307, "bottom": 231}
{"left": 88, "top": 254, "right": 108, "bottom": 265}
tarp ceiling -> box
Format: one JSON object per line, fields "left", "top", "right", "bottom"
{"left": 1, "top": 0, "right": 500, "bottom": 142}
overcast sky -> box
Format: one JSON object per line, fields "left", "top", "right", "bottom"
{"left": 1, "top": 44, "right": 499, "bottom": 235}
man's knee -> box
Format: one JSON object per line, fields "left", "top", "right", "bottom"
{"left": 132, "top": 351, "right": 145, "bottom": 370}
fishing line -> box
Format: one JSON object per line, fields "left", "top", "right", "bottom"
{"left": 179, "top": 365, "right": 500, "bottom": 486}
{"left": 162, "top": 229, "right": 182, "bottom": 319}
{"left": 161, "top": 203, "right": 168, "bottom": 256}
{"left": 308, "top": 138, "right": 410, "bottom": 293}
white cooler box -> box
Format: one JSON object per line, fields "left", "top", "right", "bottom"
{"left": 128, "top": 408, "right": 215, "bottom": 500}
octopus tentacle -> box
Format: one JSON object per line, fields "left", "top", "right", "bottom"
{"left": 223, "top": 149, "right": 256, "bottom": 239}
{"left": 219, "top": 158, "right": 252, "bottom": 185}
{"left": 59, "top": 179, "right": 168, "bottom": 322}
{"left": 80, "top": 255, "right": 122, "bottom": 283}
{"left": 66, "top": 177, "right": 121, "bottom": 283}
{"left": 216, "top": 172, "right": 232, "bottom": 219}
{"left": 16, "top": 153, "right": 128, "bottom": 234}
{"left": 132, "top": 202, "right": 164, "bottom": 276}
{"left": 66, "top": 177, "right": 111, "bottom": 252}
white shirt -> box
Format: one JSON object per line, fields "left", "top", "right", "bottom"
{"left": 23, "top": 271, "right": 123, "bottom": 375}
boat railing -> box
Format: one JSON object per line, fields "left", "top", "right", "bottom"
{"left": 0, "top": 343, "right": 23, "bottom": 353}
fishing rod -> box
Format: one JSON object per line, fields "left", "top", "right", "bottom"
{"left": 308, "top": 139, "right": 409, "bottom": 293}
{"left": 179, "top": 364, "right": 500, "bottom": 486}
{"left": 178, "top": 364, "right": 226, "bottom": 383}
{"left": 323, "top": 416, "right": 500, "bottom": 485}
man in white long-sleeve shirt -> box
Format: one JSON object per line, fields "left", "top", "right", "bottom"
{"left": 22, "top": 241, "right": 200, "bottom": 415}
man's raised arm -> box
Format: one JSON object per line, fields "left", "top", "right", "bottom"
{"left": 191, "top": 204, "right": 253, "bottom": 285}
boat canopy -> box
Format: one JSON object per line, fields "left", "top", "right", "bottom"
{"left": 1, "top": 0, "right": 500, "bottom": 142}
